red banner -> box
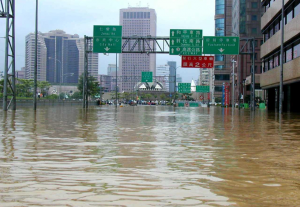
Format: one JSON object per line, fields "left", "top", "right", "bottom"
{"left": 181, "top": 56, "right": 214, "bottom": 68}
{"left": 224, "top": 84, "right": 230, "bottom": 106}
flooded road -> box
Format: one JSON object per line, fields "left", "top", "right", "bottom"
{"left": 1, "top": 106, "right": 300, "bottom": 206}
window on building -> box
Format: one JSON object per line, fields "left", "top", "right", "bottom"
{"left": 295, "top": 2, "right": 300, "bottom": 17}
{"left": 215, "top": 65, "right": 224, "bottom": 69}
{"left": 274, "top": 54, "right": 279, "bottom": 67}
{"left": 216, "top": 0, "right": 225, "bottom": 15}
{"left": 294, "top": 42, "right": 300, "bottom": 58}
{"left": 269, "top": 56, "right": 274, "bottom": 69}
{"left": 251, "top": 15, "right": 257, "bottom": 21}
{"left": 264, "top": 59, "right": 269, "bottom": 71}
{"left": 215, "top": 55, "right": 224, "bottom": 61}
{"left": 215, "top": 74, "right": 230, "bottom": 81}
{"left": 252, "top": 2, "right": 258, "bottom": 8}
{"left": 252, "top": 28, "right": 257, "bottom": 34}
{"left": 285, "top": 47, "right": 293, "bottom": 62}
{"left": 286, "top": 8, "right": 293, "bottom": 24}
{"left": 215, "top": 86, "right": 223, "bottom": 92}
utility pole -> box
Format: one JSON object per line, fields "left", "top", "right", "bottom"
{"left": 115, "top": 53, "right": 118, "bottom": 107}
{"left": 279, "top": 0, "right": 284, "bottom": 114}
{"left": 232, "top": 59, "right": 236, "bottom": 108}
{"left": 34, "top": 0, "right": 38, "bottom": 110}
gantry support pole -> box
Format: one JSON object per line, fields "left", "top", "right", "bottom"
{"left": 2, "top": 0, "right": 16, "bottom": 111}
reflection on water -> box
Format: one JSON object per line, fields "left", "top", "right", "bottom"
{"left": 1, "top": 106, "right": 300, "bottom": 206}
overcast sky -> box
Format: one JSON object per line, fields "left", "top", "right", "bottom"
{"left": 0, "top": 0, "right": 215, "bottom": 82}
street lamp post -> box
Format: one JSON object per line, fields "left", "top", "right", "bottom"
{"left": 279, "top": 0, "right": 284, "bottom": 114}
{"left": 242, "top": 79, "right": 245, "bottom": 104}
{"left": 232, "top": 59, "right": 236, "bottom": 108}
{"left": 48, "top": 57, "right": 62, "bottom": 99}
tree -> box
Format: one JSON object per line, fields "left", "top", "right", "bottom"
{"left": 77, "top": 75, "right": 99, "bottom": 98}
{"left": 38, "top": 81, "right": 51, "bottom": 96}
{"left": 16, "top": 79, "right": 34, "bottom": 97}
{"left": 123, "top": 92, "right": 130, "bottom": 100}
{"left": 160, "top": 94, "right": 166, "bottom": 100}
{"left": 145, "top": 93, "right": 152, "bottom": 100}
{"left": 71, "top": 91, "right": 82, "bottom": 99}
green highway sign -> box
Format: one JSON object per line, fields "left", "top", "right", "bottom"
{"left": 141, "top": 72, "right": 153, "bottom": 82}
{"left": 93, "top": 25, "right": 122, "bottom": 53}
{"left": 196, "top": 85, "right": 210, "bottom": 93}
{"left": 203, "top": 36, "right": 240, "bottom": 55}
{"left": 178, "top": 83, "right": 191, "bottom": 93}
{"left": 169, "top": 29, "right": 203, "bottom": 56}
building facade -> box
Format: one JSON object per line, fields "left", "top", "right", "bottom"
{"left": 98, "top": 74, "right": 112, "bottom": 92}
{"left": 260, "top": 0, "right": 300, "bottom": 112}
{"left": 107, "top": 64, "right": 119, "bottom": 76}
{"left": 25, "top": 33, "right": 47, "bottom": 81}
{"left": 167, "top": 61, "right": 177, "bottom": 93}
{"left": 25, "top": 30, "right": 98, "bottom": 84}
{"left": 16, "top": 67, "right": 26, "bottom": 79}
{"left": 119, "top": 7, "right": 157, "bottom": 92}
{"left": 156, "top": 65, "right": 170, "bottom": 92}
{"left": 214, "top": 0, "right": 233, "bottom": 102}
{"left": 231, "top": 0, "right": 263, "bottom": 104}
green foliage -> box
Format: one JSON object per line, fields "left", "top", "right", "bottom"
{"left": 122, "top": 92, "right": 131, "bottom": 100}
{"left": 78, "top": 75, "right": 99, "bottom": 97}
{"left": 215, "top": 97, "right": 222, "bottom": 103}
{"left": 45, "top": 94, "right": 58, "bottom": 99}
{"left": 0, "top": 79, "right": 3, "bottom": 93}
{"left": 71, "top": 91, "right": 82, "bottom": 99}
{"left": 145, "top": 94, "right": 152, "bottom": 100}
{"left": 38, "top": 81, "right": 51, "bottom": 95}
{"left": 160, "top": 94, "right": 166, "bottom": 100}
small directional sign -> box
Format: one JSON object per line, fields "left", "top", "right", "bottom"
{"left": 141, "top": 72, "right": 153, "bottom": 82}
{"left": 196, "top": 85, "right": 210, "bottom": 93}
{"left": 93, "top": 25, "right": 122, "bottom": 53}
{"left": 178, "top": 83, "right": 191, "bottom": 93}
{"left": 169, "top": 29, "right": 203, "bottom": 56}
{"left": 203, "top": 36, "right": 239, "bottom": 55}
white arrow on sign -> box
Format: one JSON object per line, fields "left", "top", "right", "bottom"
{"left": 218, "top": 48, "right": 225, "bottom": 53}
{"left": 171, "top": 48, "right": 174, "bottom": 53}
{"left": 172, "top": 40, "right": 174, "bottom": 45}
{"left": 104, "top": 47, "right": 110, "bottom": 51}
{"left": 172, "top": 31, "right": 175, "bottom": 36}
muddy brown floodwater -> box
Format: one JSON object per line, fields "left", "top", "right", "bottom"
{"left": 1, "top": 105, "right": 300, "bottom": 206}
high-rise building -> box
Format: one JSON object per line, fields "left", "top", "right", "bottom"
{"left": 25, "top": 33, "right": 47, "bottom": 81}
{"left": 214, "top": 0, "right": 232, "bottom": 102}
{"left": 199, "top": 68, "right": 213, "bottom": 86}
{"left": 167, "top": 61, "right": 177, "bottom": 93}
{"left": 176, "top": 74, "right": 182, "bottom": 84}
{"left": 25, "top": 30, "right": 98, "bottom": 84}
{"left": 98, "top": 74, "right": 112, "bottom": 92}
{"left": 119, "top": 7, "right": 157, "bottom": 92}
{"left": 231, "top": 0, "right": 263, "bottom": 104}
{"left": 16, "top": 67, "right": 26, "bottom": 79}
{"left": 260, "top": 0, "right": 300, "bottom": 112}
{"left": 107, "top": 64, "right": 119, "bottom": 76}
{"left": 156, "top": 65, "right": 170, "bottom": 91}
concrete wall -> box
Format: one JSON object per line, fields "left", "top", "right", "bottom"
{"left": 261, "top": 57, "right": 300, "bottom": 88}
{"left": 261, "top": 11, "right": 300, "bottom": 58}
{"left": 261, "top": 0, "right": 290, "bottom": 30}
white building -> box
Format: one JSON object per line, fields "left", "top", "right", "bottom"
{"left": 25, "top": 33, "right": 47, "bottom": 81}
{"left": 156, "top": 65, "right": 170, "bottom": 91}
{"left": 119, "top": 7, "right": 157, "bottom": 92}
{"left": 199, "top": 68, "right": 214, "bottom": 103}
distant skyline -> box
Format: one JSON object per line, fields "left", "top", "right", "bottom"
{"left": 0, "top": 0, "right": 215, "bottom": 82}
